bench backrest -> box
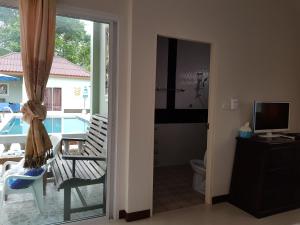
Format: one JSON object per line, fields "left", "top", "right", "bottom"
{"left": 83, "top": 114, "right": 108, "bottom": 158}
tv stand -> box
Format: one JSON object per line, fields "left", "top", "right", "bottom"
{"left": 230, "top": 137, "right": 300, "bottom": 218}
{"left": 258, "top": 132, "right": 281, "bottom": 138}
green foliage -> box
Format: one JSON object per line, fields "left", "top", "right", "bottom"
{"left": 0, "top": 7, "right": 18, "bottom": 23}
{"left": 0, "top": 7, "right": 20, "bottom": 53}
{"left": 0, "top": 48, "right": 10, "bottom": 56}
{"left": 55, "top": 16, "right": 91, "bottom": 71}
{"left": 0, "top": 7, "right": 91, "bottom": 71}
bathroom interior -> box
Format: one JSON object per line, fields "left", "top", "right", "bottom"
{"left": 153, "top": 36, "right": 210, "bottom": 213}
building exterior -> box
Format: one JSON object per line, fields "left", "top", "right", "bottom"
{"left": 0, "top": 52, "right": 91, "bottom": 112}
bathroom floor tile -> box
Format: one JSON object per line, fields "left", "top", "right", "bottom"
{"left": 153, "top": 165, "right": 204, "bottom": 214}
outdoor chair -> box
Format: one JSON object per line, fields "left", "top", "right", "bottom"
{"left": 0, "top": 134, "right": 62, "bottom": 213}
{"left": 1, "top": 134, "right": 61, "bottom": 177}
{"left": 1, "top": 166, "right": 46, "bottom": 212}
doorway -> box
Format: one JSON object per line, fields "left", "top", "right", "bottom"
{"left": 0, "top": 4, "right": 117, "bottom": 224}
{"left": 153, "top": 36, "right": 211, "bottom": 213}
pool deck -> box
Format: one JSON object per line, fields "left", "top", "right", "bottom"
{"left": 0, "top": 112, "right": 90, "bottom": 149}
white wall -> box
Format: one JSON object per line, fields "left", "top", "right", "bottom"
{"left": 154, "top": 123, "right": 207, "bottom": 167}
{"left": 127, "top": 0, "right": 300, "bottom": 212}
{"left": 175, "top": 40, "right": 210, "bottom": 109}
{"left": 21, "top": 76, "right": 91, "bottom": 110}
{"left": 3, "top": 79, "right": 23, "bottom": 103}
{"left": 155, "top": 36, "right": 210, "bottom": 109}
{"left": 47, "top": 77, "right": 91, "bottom": 111}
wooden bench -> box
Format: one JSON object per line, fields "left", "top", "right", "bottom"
{"left": 51, "top": 114, "right": 107, "bottom": 221}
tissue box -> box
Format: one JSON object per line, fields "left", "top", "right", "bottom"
{"left": 239, "top": 131, "right": 252, "bottom": 139}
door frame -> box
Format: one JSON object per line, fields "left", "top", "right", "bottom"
{"left": 205, "top": 43, "right": 217, "bottom": 204}
{"left": 55, "top": 6, "right": 120, "bottom": 221}
{"left": 0, "top": 2, "right": 120, "bottom": 223}
{"left": 153, "top": 35, "right": 217, "bottom": 205}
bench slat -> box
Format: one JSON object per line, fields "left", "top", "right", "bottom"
{"left": 57, "top": 153, "right": 73, "bottom": 180}
{"left": 52, "top": 159, "right": 64, "bottom": 186}
{"left": 77, "top": 160, "right": 98, "bottom": 179}
{"left": 86, "top": 132, "right": 106, "bottom": 147}
{"left": 76, "top": 160, "right": 97, "bottom": 180}
{"left": 82, "top": 160, "right": 103, "bottom": 178}
{"left": 88, "top": 125, "right": 107, "bottom": 141}
{"left": 91, "top": 116, "right": 107, "bottom": 125}
{"left": 85, "top": 133, "right": 104, "bottom": 151}
{"left": 84, "top": 142, "right": 103, "bottom": 156}
{"left": 93, "top": 160, "right": 107, "bottom": 175}
{"left": 51, "top": 114, "right": 107, "bottom": 189}
{"left": 63, "top": 157, "right": 90, "bottom": 180}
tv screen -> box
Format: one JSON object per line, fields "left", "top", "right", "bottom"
{"left": 254, "top": 102, "right": 290, "bottom": 132}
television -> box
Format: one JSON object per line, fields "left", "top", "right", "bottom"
{"left": 253, "top": 101, "right": 290, "bottom": 138}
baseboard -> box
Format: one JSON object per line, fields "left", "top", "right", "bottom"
{"left": 212, "top": 194, "right": 230, "bottom": 204}
{"left": 119, "top": 209, "right": 151, "bottom": 222}
{"left": 119, "top": 210, "right": 127, "bottom": 219}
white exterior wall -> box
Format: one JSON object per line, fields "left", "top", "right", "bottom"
{"left": 47, "top": 76, "right": 91, "bottom": 111}
{"left": 3, "top": 78, "right": 23, "bottom": 103}
{"left": 22, "top": 76, "right": 91, "bottom": 111}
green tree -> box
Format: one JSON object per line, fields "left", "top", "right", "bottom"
{"left": 0, "top": 7, "right": 91, "bottom": 71}
{"left": 55, "top": 16, "right": 91, "bottom": 71}
{"left": 0, "top": 7, "right": 21, "bottom": 53}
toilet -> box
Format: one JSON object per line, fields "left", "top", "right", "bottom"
{"left": 190, "top": 151, "right": 207, "bottom": 194}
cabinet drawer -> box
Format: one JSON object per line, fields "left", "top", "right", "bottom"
{"left": 264, "top": 169, "right": 293, "bottom": 189}
{"left": 262, "top": 187, "right": 295, "bottom": 210}
{"left": 266, "top": 147, "right": 295, "bottom": 169}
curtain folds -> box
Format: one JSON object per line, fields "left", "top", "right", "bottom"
{"left": 19, "top": 0, "right": 56, "bottom": 168}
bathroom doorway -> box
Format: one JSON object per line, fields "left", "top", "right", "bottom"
{"left": 153, "top": 36, "right": 211, "bottom": 213}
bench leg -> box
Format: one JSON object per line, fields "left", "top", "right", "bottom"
{"left": 64, "top": 186, "right": 71, "bottom": 221}
{"left": 43, "top": 173, "right": 47, "bottom": 196}
{"left": 64, "top": 141, "right": 70, "bottom": 154}
{"left": 103, "top": 181, "right": 106, "bottom": 214}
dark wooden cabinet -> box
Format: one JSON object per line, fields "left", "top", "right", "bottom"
{"left": 230, "top": 137, "right": 300, "bottom": 218}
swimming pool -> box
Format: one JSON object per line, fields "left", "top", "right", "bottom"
{"left": 0, "top": 117, "right": 89, "bottom": 135}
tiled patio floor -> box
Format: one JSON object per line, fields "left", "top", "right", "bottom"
{"left": 0, "top": 180, "right": 104, "bottom": 225}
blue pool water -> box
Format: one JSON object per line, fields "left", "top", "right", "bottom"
{"left": 0, "top": 117, "right": 89, "bottom": 135}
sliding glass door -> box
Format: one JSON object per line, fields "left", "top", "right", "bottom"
{"left": 0, "top": 5, "right": 112, "bottom": 225}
